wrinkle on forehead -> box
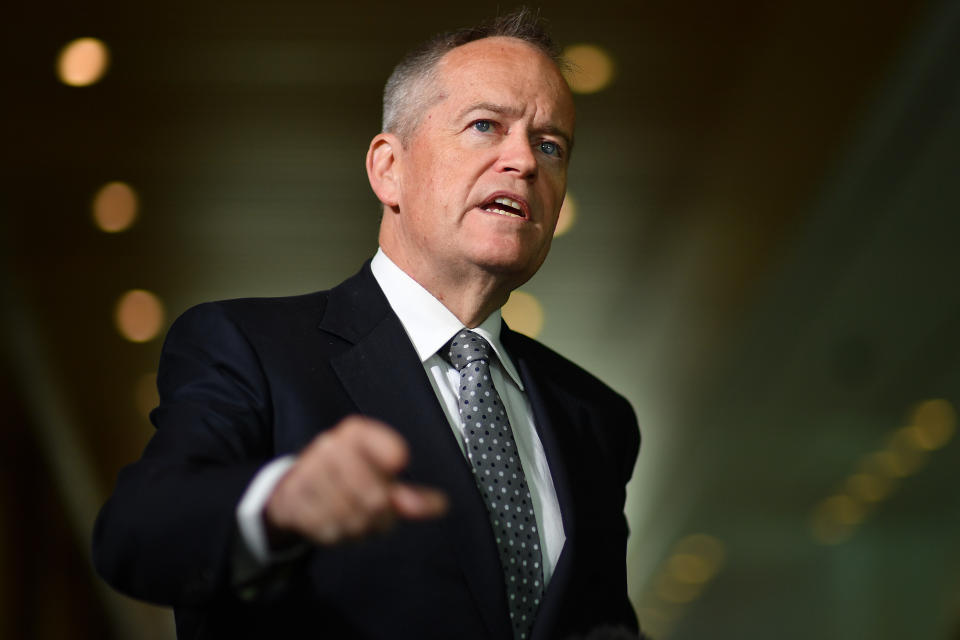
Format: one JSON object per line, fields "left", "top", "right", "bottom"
{"left": 435, "top": 36, "right": 575, "bottom": 126}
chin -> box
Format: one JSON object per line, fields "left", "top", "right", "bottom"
{"left": 474, "top": 251, "right": 546, "bottom": 285}
{"left": 468, "top": 236, "right": 551, "bottom": 279}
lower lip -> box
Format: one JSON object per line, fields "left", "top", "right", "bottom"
{"left": 476, "top": 206, "right": 527, "bottom": 221}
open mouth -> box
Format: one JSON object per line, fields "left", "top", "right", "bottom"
{"left": 479, "top": 195, "right": 528, "bottom": 219}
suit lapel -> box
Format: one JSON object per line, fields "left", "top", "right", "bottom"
{"left": 501, "top": 326, "right": 579, "bottom": 640}
{"left": 320, "top": 264, "right": 512, "bottom": 639}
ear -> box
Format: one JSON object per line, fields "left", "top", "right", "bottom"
{"left": 366, "top": 133, "right": 401, "bottom": 209}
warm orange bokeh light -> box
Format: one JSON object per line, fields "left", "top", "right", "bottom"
{"left": 114, "top": 290, "right": 165, "bottom": 343}
{"left": 502, "top": 290, "right": 545, "bottom": 338}
{"left": 93, "top": 181, "right": 138, "bottom": 232}
{"left": 555, "top": 193, "right": 577, "bottom": 237}
{"left": 562, "top": 44, "right": 615, "bottom": 94}
{"left": 57, "top": 38, "right": 110, "bottom": 87}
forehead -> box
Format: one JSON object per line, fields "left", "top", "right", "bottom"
{"left": 433, "top": 37, "right": 574, "bottom": 126}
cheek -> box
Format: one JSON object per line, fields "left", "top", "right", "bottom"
{"left": 540, "top": 173, "right": 566, "bottom": 213}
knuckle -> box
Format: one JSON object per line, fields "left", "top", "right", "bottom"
{"left": 340, "top": 415, "right": 365, "bottom": 436}
{"left": 360, "top": 485, "right": 390, "bottom": 513}
{"left": 341, "top": 514, "right": 367, "bottom": 537}
{"left": 311, "top": 509, "right": 343, "bottom": 544}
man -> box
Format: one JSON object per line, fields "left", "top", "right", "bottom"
{"left": 93, "top": 9, "right": 641, "bottom": 640}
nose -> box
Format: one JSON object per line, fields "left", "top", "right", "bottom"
{"left": 496, "top": 129, "right": 538, "bottom": 180}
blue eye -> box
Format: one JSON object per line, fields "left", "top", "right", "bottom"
{"left": 539, "top": 140, "right": 560, "bottom": 156}
{"left": 473, "top": 120, "right": 493, "bottom": 133}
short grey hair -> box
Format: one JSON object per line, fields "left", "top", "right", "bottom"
{"left": 382, "top": 7, "right": 564, "bottom": 142}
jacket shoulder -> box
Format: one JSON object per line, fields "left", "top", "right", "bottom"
{"left": 507, "top": 330, "right": 633, "bottom": 410}
{"left": 181, "top": 289, "right": 331, "bottom": 326}
{"left": 505, "top": 329, "right": 641, "bottom": 482}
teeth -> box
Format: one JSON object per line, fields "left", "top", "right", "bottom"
{"left": 494, "top": 196, "right": 523, "bottom": 210}
{"left": 482, "top": 196, "right": 524, "bottom": 218}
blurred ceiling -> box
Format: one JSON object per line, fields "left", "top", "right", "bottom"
{"left": 3, "top": 1, "right": 960, "bottom": 638}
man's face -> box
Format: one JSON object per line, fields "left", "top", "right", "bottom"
{"left": 391, "top": 36, "right": 575, "bottom": 288}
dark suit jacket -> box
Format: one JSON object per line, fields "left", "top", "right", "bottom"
{"left": 93, "top": 262, "right": 640, "bottom": 639}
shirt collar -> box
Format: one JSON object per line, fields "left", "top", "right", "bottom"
{"left": 370, "top": 249, "right": 524, "bottom": 390}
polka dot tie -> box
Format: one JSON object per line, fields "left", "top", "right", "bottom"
{"left": 443, "top": 330, "right": 544, "bottom": 640}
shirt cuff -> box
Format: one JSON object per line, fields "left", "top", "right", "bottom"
{"left": 236, "top": 455, "right": 297, "bottom": 565}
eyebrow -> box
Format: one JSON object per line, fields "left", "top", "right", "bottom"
{"left": 459, "top": 102, "right": 575, "bottom": 152}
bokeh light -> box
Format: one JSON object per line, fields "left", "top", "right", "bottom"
{"left": 655, "top": 572, "right": 701, "bottom": 604}
{"left": 502, "top": 290, "right": 544, "bottom": 338}
{"left": 812, "top": 400, "right": 955, "bottom": 545}
{"left": 846, "top": 472, "right": 891, "bottom": 503}
{"left": 673, "top": 533, "right": 726, "bottom": 570}
{"left": 828, "top": 494, "right": 865, "bottom": 525}
{"left": 92, "top": 181, "right": 139, "bottom": 232}
{"left": 909, "top": 399, "right": 956, "bottom": 450}
{"left": 811, "top": 511, "right": 854, "bottom": 545}
{"left": 876, "top": 447, "right": 924, "bottom": 478}
{"left": 650, "top": 534, "right": 725, "bottom": 604}
{"left": 885, "top": 428, "right": 928, "bottom": 476}
{"left": 554, "top": 192, "right": 577, "bottom": 237}
{"left": 57, "top": 37, "right": 110, "bottom": 87}
{"left": 562, "top": 44, "right": 615, "bottom": 94}
{"left": 811, "top": 496, "right": 859, "bottom": 544}
{"left": 638, "top": 532, "right": 725, "bottom": 637}
{"left": 114, "top": 290, "right": 165, "bottom": 343}
{"left": 667, "top": 553, "right": 713, "bottom": 584}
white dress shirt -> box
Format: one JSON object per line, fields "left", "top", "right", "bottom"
{"left": 237, "top": 249, "right": 565, "bottom": 584}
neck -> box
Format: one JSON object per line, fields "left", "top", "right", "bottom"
{"left": 386, "top": 250, "right": 512, "bottom": 328}
{"left": 379, "top": 234, "right": 518, "bottom": 329}
{"left": 424, "top": 275, "right": 509, "bottom": 329}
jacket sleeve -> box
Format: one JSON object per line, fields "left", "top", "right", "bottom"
{"left": 92, "top": 302, "right": 277, "bottom": 605}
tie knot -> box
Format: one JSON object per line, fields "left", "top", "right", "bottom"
{"left": 443, "top": 330, "right": 492, "bottom": 372}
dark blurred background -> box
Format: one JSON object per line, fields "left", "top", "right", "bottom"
{"left": 3, "top": 1, "right": 960, "bottom": 638}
